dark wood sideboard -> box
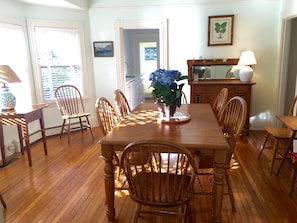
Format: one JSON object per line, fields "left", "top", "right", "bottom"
{"left": 189, "top": 79, "right": 255, "bottom": 134}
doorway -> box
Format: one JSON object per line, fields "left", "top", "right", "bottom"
{"left": 114, "top": 19, "right": 168, "bottom": 101}
{"left": 123, "top": 29, "right": 159, "bottom": 98}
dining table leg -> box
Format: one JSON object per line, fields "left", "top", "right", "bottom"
{"left": 0, "top": 124, "right": 6, "bottom": 166}
{"left": 212, "top": 150, "right": 226, "bottom": 223}
{"left": 101, "top": 144, "right": 115, "bottom": 221}
{"left": 22, "top": 122, "right": 33, "bottom": 167}
{"left": 38, "top": 114, "right": 48, "bottom": 156}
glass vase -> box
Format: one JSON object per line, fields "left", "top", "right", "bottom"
{"left": 158, "top": 103, "right": 177, "bottom": 118}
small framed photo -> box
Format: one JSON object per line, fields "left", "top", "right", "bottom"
{"left": 93, "top": 41, "right": 114, "bottom": 57}
{"left": 145, "top": 47, "right": 157, "bottom": 61}
{"left": 208, "top": 15, "right": 234, "bottom": 46}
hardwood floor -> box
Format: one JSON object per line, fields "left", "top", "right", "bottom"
{"left": 1, "top": 128, "right": 297, "bottom": 222}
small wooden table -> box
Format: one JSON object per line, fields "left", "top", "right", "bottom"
{"left": 0, "top": 104, "right": 48, "bottom": 167}
{"left": 100, "top": 103, "right": 229, "bottom": 223}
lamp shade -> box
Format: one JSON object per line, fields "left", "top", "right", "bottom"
{"left": 238, "top": 51, "right": 257, "bottom": 82}
{"left": 238, "top": 51, "right": 257, "bottom": 66}
{"left": 0, "top": 65, "right": 21, "bottom": 110}
{"left": 0, "top": 65, "right": 21, "bottom": 84}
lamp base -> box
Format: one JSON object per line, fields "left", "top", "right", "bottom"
{"left": 0, "top": 85, "right": 16, "bottom": 110}
{"left": 239, "top": 66, "right": 253, "bottom": 82}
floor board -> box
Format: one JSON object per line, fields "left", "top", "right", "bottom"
{"left": 0, "top": 128, "right": 297, "bottom": 222}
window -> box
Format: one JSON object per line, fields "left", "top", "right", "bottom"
{"left": 0, "top": 17, "right": 32, "bottom": 107}
{"left": 28, "top": 20, "right": 87, "bottom": 103}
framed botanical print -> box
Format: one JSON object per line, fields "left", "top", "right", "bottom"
{"left": 208, "top": 15, "right": 234, "bottom": 46}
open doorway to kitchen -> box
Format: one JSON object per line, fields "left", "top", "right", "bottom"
{"left": 114, "top": 19, "right": 168, "bottom": 107}
{"left": 123, "top": 29, "right": 159, "bottom": 107}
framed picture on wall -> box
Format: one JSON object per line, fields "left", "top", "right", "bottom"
{"left": 93, "top": 41, "right": 114, "bottom": 57}
{"left": 145, "top": 47, "right": 157, "bottom": 60}
{"left": 208, "top": 14, "right": 234, "bottom": 46}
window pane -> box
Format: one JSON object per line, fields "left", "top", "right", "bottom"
{"left": 0, "top": 22, "right": 31, "bottom": 107}
{"left": 34, "top": 27, "right": 82, "bottom": 102}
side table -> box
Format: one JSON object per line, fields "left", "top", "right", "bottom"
{"left": 0, "top": 104, "right": 48, "bottom": 167}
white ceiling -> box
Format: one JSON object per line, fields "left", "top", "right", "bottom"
{"left": 15, "top": 0, "right": 89, "bottom": 9}
{"left": 15, "top": 0, "right": 252, "bottom": 9}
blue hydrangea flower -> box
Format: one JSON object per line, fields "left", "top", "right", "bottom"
{"left": 149, "top": 68, "right": 188, "bottom": 107}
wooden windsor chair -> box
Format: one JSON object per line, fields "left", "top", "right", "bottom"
{"left": 212, "top": 87, "right": 228, "bottom": 119}
{"left": 194, "top": 96, "right": 247, "bottom": 211}
{"left": 121, "top": 140, "right": 199, "bottom": 223}
{"left": 54, "top": 85, "right": 94, "bottom": 144}
{"left": 95, "top": 97, "right": 127, "bottom": 189}
{"left": 114, "top": 89, "right": 132, "bottom": 120}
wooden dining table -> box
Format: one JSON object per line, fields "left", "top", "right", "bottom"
{"left": 99, "top": 103, "right": 229, "bottom": 223}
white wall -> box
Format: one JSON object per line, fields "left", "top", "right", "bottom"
{"left": 89, "top": 0, "right": 281, "bottom": 130}
{"left": 0, "top": 0, "right": 286, "bottom": 153}
{"left": 0, "top": 0, "right": 96, "bottom": 155}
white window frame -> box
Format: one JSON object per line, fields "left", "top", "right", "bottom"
{"left": 27, "top": 19, "right": 88, "bottom": 104}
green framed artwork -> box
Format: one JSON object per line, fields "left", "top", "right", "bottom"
{"left": 208, "top": 14, "right": 234, "bottom": 46}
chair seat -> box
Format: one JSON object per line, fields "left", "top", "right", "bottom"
{"left": 264, "top": 126, "right": 293, "bottom": 139}
{"left": 62, "top": 112, "right": 90, "bottom": 119}
{"left": 258, "top": 126, "right": 294, "bottom": 173}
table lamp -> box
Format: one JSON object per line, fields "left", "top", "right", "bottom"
{"left": 238, "top": 51, "right": 257, "bottom": 82}
{"left": 0, "top": 65, "right": 21, "bottom": 110}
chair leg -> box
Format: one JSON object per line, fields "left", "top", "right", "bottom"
{"left": 290, "top": 164, "right": 297, "bottom": 196}
{"left": 79, "top": 117, "right": 84, "bottom": 134}
{"left": 184, "top": 204, "right": 191, "bottom": 223}
{"left": 196, "top": 175, "right": 205, "bottom": 193}
{"left": 85, "top": 116, "right": 94, "bottom": 138}
{"left": 225, "top": 171, "right": 235, "bottom": 212}
{"left": 258, "top": 132, "right": 270, "bottom": 159}
{"left": 67, "top": 119, "right": 71, "bottom": 144}
{"left": 276, "top": 142, "right": 292, "bottom": 177}
{"left": 270, "top": 140, "right": 280, "bottom": 173}
{"left": 179, "top": 205, "right": 185, "bottom": 223}
{"left": 133, "top": 204, "right": 141, "bottom": 223}
{"left": 60, "top": 119, "right": 66, "bottom": 139}
{"left": 0, "top": 193, "right": 6, "bottom": 208}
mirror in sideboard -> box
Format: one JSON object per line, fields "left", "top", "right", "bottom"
{"left": 187, "top": 58, "right": 240, "bottom": 81}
